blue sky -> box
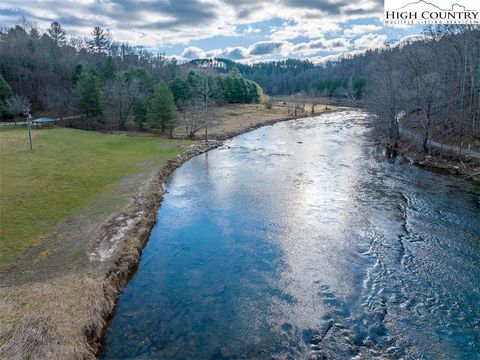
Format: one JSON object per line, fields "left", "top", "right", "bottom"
{"left": 0, "top": 0, "right": 423, "bottom": 63}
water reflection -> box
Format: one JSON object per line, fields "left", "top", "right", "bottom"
{"left": 100, "top": 110, "right": 480, "bottom": 359}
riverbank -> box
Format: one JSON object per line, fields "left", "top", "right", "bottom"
{"left": 0, "top": 105, "right": 336, "bottom": 359}
{"left": 400, "top": 145, "right": 480, "bottom": 181}
{"left": 395, "top": 137, "right": 480, "bottom": 182}
{"left": 396, "top": 114, "right": 480, "bottom": 181}
{"left": 371, "top": 128, "right": 480, "bottom": 182}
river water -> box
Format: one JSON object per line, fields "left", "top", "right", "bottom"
{"left": 100, "top": 110, "right": 480, "bottom": 359}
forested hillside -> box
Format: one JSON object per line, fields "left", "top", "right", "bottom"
{"left": 0, "top": 22, "right": 262, "bottom": 134}
{"left": 1, "top": 21, "right": 478, "bottom": 149}
{"left": 188, "top": 57, "right": 370, "bottom": 98}
{"left": 365, "top": 26, "right": 479, "bottom": 150}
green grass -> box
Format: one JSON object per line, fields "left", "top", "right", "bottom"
{"left": 0, "top": 127, "right": 191, "bottom": 267}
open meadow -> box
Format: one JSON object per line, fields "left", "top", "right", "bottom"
{"left": 0, "top": 127, "right": 191, "bottom": 273}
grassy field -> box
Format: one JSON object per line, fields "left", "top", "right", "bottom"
{"left": 0, "top": 127, "right": 191, "bottom": 268}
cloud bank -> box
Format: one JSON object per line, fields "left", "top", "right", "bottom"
{"left": 0, "top": 0, "right": 416, "bottom": 62}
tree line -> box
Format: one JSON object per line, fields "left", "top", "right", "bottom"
{"left": 0, "top": 20, "right": 262, "bottom": 136}
{"left": 192, "top": 58, "right": 368, "bottom": 100}
{"left": 1, "top": 20, "right": 478, "bottom": 148}
{"left": 365, "top": 25, "right": 479, "bottom": 151}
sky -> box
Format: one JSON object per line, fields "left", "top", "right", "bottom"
{"left": 0, "top": 0, "right": 423, "bottom": 63}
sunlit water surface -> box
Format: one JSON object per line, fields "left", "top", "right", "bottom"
{"left": 100, "top": 110, "right": 480, "bottom": 359}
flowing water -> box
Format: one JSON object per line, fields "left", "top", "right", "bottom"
{"left": 100, "top": 110, "right": 480, "bottom": 359}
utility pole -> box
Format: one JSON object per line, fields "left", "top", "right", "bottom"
{"left": 27, "top": 113, "right": 33, "bottom": 151}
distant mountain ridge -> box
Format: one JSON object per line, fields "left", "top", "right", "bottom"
{"left": 393, "top": 0, "right": 475, "bottom": 11}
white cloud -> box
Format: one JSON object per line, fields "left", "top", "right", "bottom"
{"left": 344, "top": 24, "right": 382, "bottom": 36}
{"left": 244, "top": 25, "right": 261, "bottom": 33}
{"left": 269, "top": 21, "right": 341, "bottom": 41}
{"left": 1, "top": 0, "right": 408, "bottom": 62}
{"left": 181, "top": 46, "right": 206, "bottom": 59}
{"left": 291, "top": 37, "right": 350, "bottom": 55}
{"left": 354, "top": 33, "right": 388, "bottom": 49}
{"left": 308, "top": 49, "right": 367, "bottom": 64}
{"left": 393, "top": 34, "right": 427, "bottom": 47}
{"left": 0, "top": 0, "right": 389, "bottom": 47}
{"left": 206, "top": 47, "right": 249, "bottom": 59}
{"left": 248, "top": 41, "right": 289, "bottom": 56}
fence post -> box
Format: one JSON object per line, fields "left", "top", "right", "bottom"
{"left": 27, "top": 114, "right": 33, "bottom": 151}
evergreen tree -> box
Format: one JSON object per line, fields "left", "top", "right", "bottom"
{"left": 103, "top": 56, "right": 117, "bottom": 80}
{"left": 0, "top": 74, "right": 13, "bottom": 104}
{"left": 213, "top": 76, "right": 227, "bottom": 105}
{"left": 88, "top": 27, "right": 110, "bottom": 53}
{"left": 147, "top": 82, "right": 178, "bottom": 137}
{"left": 232, "top": 78, "right": 245, "bottom": 103}
{"left": 74, "top": 72, "right": 103, "bottom": 116}
{"left": 229, "top": 66, "right": 242, "bottom": 79}
{"left": 133, "top": 101, "right": 147, "bottom": 128}
{"left": 0, "top": 75, "right": 14, "bottom": 119}
{"left": 47, "top": 21, "right": 66, "bottom": 47}
{"left": 224, "top": 76, "right": 234, "bottom": 103}
{"left": 72, "top": 64, "right": 84, "bottom": 84}
{"left": 169, "top": 77, "right": 189, "bottom": 104}
{"left": 186, "top": 71, "right": 202, "bottom": 99}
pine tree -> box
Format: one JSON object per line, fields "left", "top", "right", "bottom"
{"left": 169, "top": 77, "right": 189, "bottom": 104}
{"left": 74, "top": 72, "right": 103, "bottom": 117}
{"left": 72, "top": 64, "right": 84, "bottom": 84}
{"left": 103, "top": 56, "right": 117, "bottom": 80}
{"left": 133, "top": 101, "right": 147, "bottom": 128}
{"left": 0, "top": 74, "right": 13, "bottom": 104}
{"left": 229, "top": 66, "right": 242, "bottom": 79}
{"left": 47, "top": 21, "right": 66, "bottom": 47}
{"left": 88, "top": 27, "right": 110, "bottom": 53}
{"left": 147, "top": 82, "right": 178, "bottom": 137}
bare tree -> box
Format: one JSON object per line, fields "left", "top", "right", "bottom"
{"left": 178, "top": 99, "right": 203, "bottom": 138}
{"left": 309, "top": 88, "right": 319, "bottom": 114}
{"left": 365, "top": 50, "right": 405, "bottom": 147}
{"left": 199, "top": 78, "right": 213, "bottom": 141}
{"left": 265, "top": 96, "right": 273, "bottom": 109}
{"left": 2, "top": 95, "right": 31, "bottom": 123}
{"left": 105, "top": 73, "right": 142, "bottom": 130}
{"left": 335, "top": 77, "right": 358, "bottom": 107}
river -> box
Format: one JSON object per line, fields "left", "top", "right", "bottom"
{"left": 100, "top": 110, "right": 480, "bottom": 359}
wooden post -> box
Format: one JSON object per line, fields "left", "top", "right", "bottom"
{"left": 27, "top": 114, "right": 33, "bottom": 151}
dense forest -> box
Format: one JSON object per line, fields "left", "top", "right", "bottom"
{"left": 188, "top": 57, "right": 369, "bottom": 99}
{"left": 0, "top": 22, "right": 262, "bottom": 135}
{"left": 1, "top": 21, "right": 478, "bottom": 149}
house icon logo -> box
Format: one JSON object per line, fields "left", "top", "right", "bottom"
{"left": 384, "top": 0, "right": 479, "bottom": 25}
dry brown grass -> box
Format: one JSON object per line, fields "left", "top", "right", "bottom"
{"left": 0, "top": 273, "right": 109, "bottom": 359}
{"left": 173, "top": 102, "right": 333, "bottom": 140}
